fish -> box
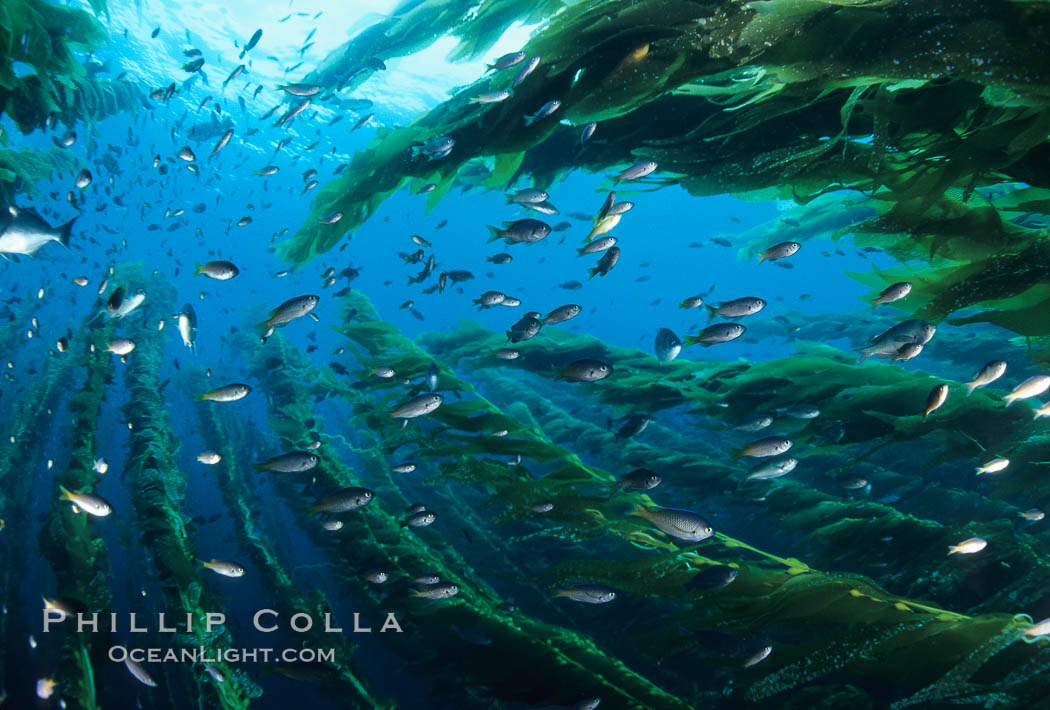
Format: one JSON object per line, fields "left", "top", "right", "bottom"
{"left": 581, "top": 122, "right": 597, "bottom": 145}
{"left": 586, "top": 215, "right": 620, "bottom": 242}
{"left": 197, "top": 451, "right": 222, "bottom": 465}
{"left": 389, "top": 393, "right": 443, "bottom": 419}
{"left": 948, "top": 537, "right": 987, "bottom": 555}
{"left": 195, "top": 383, "right": 251, "bottom": 402}
{"left": 240, "top": 29, "right": 262, "bottom": 59}
{"left": 222, "top": 64, "right": 246, "bottom": 89}
{"left": 177, "top": 304, "right": 197, "bottom": 353}
{"left": 202, "top": 559, "right": 245, "bottom": 577}
{"left": 258, "top": 295, "right": 320, "bottom": 333}
{"left": 554, "top": 584, "right": 616, "bottom": 604}
{"left": 965, "top": 360, "right": 1007, "bottom": 395}
{"left": 75, "top": 169, "right": 92, "bottom": 189}
{"left": 746, "top": 457, "right": 797, "bottom": 480}
{"left": 0, "top": 207, "right": 76, "bottom": 257}
{"left": 588, "top": 247, "right": 620, "bottom": 279}
{"left": 1004, "top": 375, "right": 1050, "bottom": 407}
{"left": 706, "top": 297, "right": 766, "bottom": 321}
{"left": 107, "top": 338, "right": 136, "bottom": 356}
{"left": 508, "top": 188, "right": 549, "bottom": 205}
{"left": 923, "top": 384, "right": 949, "bottom": 421}
{"left": 512, "top": 56, "right": 541, "bottom": 87}
{"left": 255, "top": 451, "right": 319, "bottom": 473}
{"left": 655, "top": 328, "right": 682, "bottom": 362}
{"left": 578, "top": 237, "right": 617, "bottom": 255}
{"left": 487, "top": 219, "right": 551, "bottom": 244}
{"left": 544, "top": 304, "right": 582, "bottom": 324}
{"left": 195, "top": 261, "right": 239, "bottom": 280}
{"left": 470, "top": 90, "right": 512, "bottom": 104}
{"left": 613, "top": 161, "right": 657, "bottom": 183}
{"left": 615, "top": 467, "right": 661, "bottom": 490}
{"left": 555, "top": 359, "right": 612, "bottom": 382}
{"left": 125, "top": 658, "right": 158, "bottom": 687}
{"left": 410, "top": 137, "right": 455, "bottom": 160}
{"left": 351, "top": 113, "right": 374, "bottom": 131}
{"left": 758, "top": 241, "right": 801, "bottom": 263}
{"left": 858, "top": 320, "right": 936, "bottom": 363}
{"left": 488, "top": 51, "right": 527, "bottom": 70}
{"left": 209, "top": 128, "right": 234, "bottom": 159}
{"left": 412, "top": 582, "right": 459, "bottom": 599}
{"left": 731, "top": 436, "right": 792, "bottom": 459}
{"left": 684, "top": 323, "right": 745, "bottom": 346}
{"left": 873, "top": 282, "right": 912, "bottom": 307}
{"left": 58, "top": 485, "right": 112, "bottom": 517}
{"left": 629, "top": 505, "right": 713, "bottom": 541}
{"left": 307, "top": 487, "right": 374, "bottom": 514}
{"left": 401, "top": 511, "right": 437, "bottom": 528}
{"left": 524, "top": 100, "right": 561, "bottom": 126}
{"left": 975, "top": 458, "right": 1009, "bottom": 476}
{"left": 279, "top": 83, "right": 322, "bottom": 97}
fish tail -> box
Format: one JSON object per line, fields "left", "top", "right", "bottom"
{"left": 552, "top": 366, "right": 564, "bottom": 382}
{"left": 730, "top": 448, "right": 745, "bottom": 460}
{"left": 947, "top": 546, "right": 958, "bottom": 555}
{"left": 523, "top": 115, "right": 535, "bottom": 127}
{"left": 627, "top": 503, "right": 649, "bottom": 520}
{"left": 757, "top": 252, "right": 768, "bottom": 263}
{"left": 705, "top": 304, "right": 717, "bottom": 323}
{"left": 682, "top": 335, "right": 702, "bottom": 347}
{"left": 856, "top": 349, "right": 872, "bottom": 365}
{"left": 194, "top": 263, "right": 205, "bottom": 275}
{"left": 922, "top": 412, "right": 930, "bottom": 422}
{"left": 252, "top": 463, "right": 267, "bottom": 473}
{"left": 965, "top": 381, "right": 977, "bottom": 396}
{"left": 58, "top": 484, "right": 73, "bottom": 501}
{"left": 587, "top": 266, "right": 599, "bottom": 279}
{"left": 305, "top": 503, "right": 321, "bottom": 515}
{"left": 486, "top": 225, "right": 504, "bottom": 243}
{"left": 58, "top": 217, "right": 77, "bottom": 248}
{"left": 193, "top": 393, "right": 208, "bottom": 401}
{"left": 552, "top": 589, "right": 570, "bottom": 598}
{"left": 1004, "top": 395, "right": 1015, "bottom": 408}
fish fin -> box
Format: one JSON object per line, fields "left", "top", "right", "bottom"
{"left": 193, "top": 393, "right": 207, "bottom": 401}
{"left": 965, "top": 382, "right": 977, "bottom": 396}
{"left": 587, "top": 266, "right": 599, "bottom": 279}
{"left": 58, "top": 217, "right": 76, "bottom": 248}
{"left": 1004, "top": 396, "right": 1014, "bottom": 408}
{"left": 705, "top": 304, "right": 717, "bottom": 323}
{"left": 757, "top": 252, "right": 768, "bottom": 263}
{"left": 194, "top": 263, "right": 205, "bottom": 275}
{"left": 627, "top": 503, "right": 648, "bottom": 519}
{"left": 730, "top": 448, "right": 745, "bottom": 460}
{"left": 58, "top": 484, "right": 73, "bottom": 500}
{"left": 485, "top": 225, "right": 503, "bottom": 243}
{"left": 682, "top": 335, "right": 702, "bottom": 347}
{"left": 523, "top": 115, "right": 535, "bottom": 127}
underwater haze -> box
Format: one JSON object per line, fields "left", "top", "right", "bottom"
{"left": 3, "top": 0, "right": 1050, "bottom": 708}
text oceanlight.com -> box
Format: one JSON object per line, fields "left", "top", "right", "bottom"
{"left": 109, "top": 646, "right": 335, "bottom": 664}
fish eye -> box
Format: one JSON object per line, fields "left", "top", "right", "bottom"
{"left": 704, "top": 527, "right": 713, "bottom": 534}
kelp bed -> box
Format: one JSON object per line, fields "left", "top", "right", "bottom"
{"left": 4, "top": 0, "right": 1050, "bottom": 707}
{"left": 4, "top": 280, "right": 1050, "bottom": 707}
{"left": 279, "top": 0, "right": 1050, "bottom": 354}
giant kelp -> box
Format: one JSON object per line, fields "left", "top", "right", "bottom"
{"left": 0, "top": 336, "right": 77, "bottom": 700}
{"left": 37, "top": 313, "right": 116, "bottom": 710}
{"left": 119, "top": 268, "right": 259, "bottom": 709}
{"left": 193, "top": 394, "right": 389, "bottom": 709}
{"left": 332, "top": 288, "right": 1050, "bottom": 706}
{"left": 302, "top": 0, "right": 566, "bottom": 97}
{"left": 245, "top": 331, "right": 696, "bottom": 709}
{"left": 281, "top": 0, "right": 1050, "bottom": 268}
